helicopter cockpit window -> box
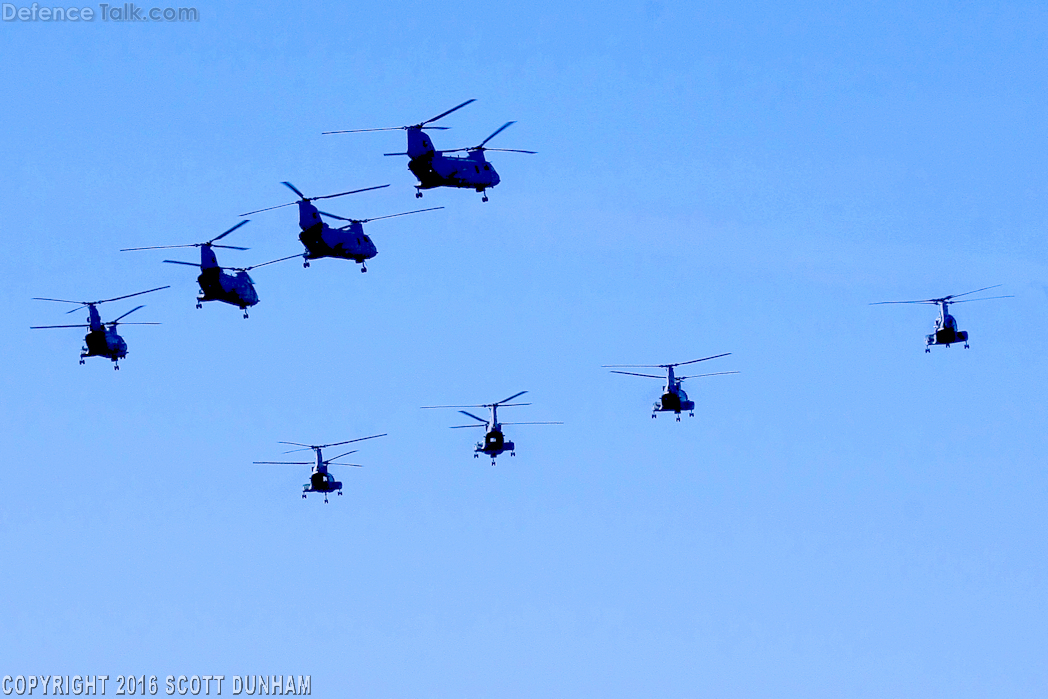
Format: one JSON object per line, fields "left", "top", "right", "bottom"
{"left": 484, "top": 165, "right": 491, "bottom": 171}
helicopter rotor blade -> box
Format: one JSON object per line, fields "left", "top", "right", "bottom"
{"left": 609, "top": 370, "right": 665, "bottom": 379}
{"left": 240, "top": 201, "right": 298, "bottom": 216}
{"left": 324, "top": 450, "right": 359, "bottom": 463}
{"left": 229, "top": 254, "right": 301, "bottom": 272}
{"left": 495, "top": 391, "right": 528, "bottom": 405}
{"left": 317, "top": 211, "right": 357, "bottom": 223}
{"left": 458, "top": 410, "right": 488, "bottom": 423}
{"left": 109, "top": 305, "right": 145, "bottom": 324}
{"left": 946, "top": 284, "right": 1003, "bottom": 301}
{"left": 677, "top": 371, "right": 741, "bottom": 380}
{"left": 316, "top": 434, "right": 388, "bottom": 449}
{"left": 500, "top": 421, "right": 564, "bottom": 426}
{"left": 948, "top": 295, "right": 1015, "bottom": 304}
{"left": 108, "top": 322, "right": 160, "bottom": 326}
{"left": 253, "top": 461, "right": 313, "bottom": 465}
{"left": 281, "top": 181, "right": 306, "bottom": 199}
{"left": 672, "top": 354, "right": 731, "bottom": 367}
{"left": 422, "top": 98, "right": 477, "bottom": 127}
{"left": 449, "top": 424, "right": 486, "bottom": 429}
{"left": 163, "top": 260, "right": 200, "bottom": 267}
{"left": 32, "top": 297, "right": 88, "bottom": 305}
{"left": 356, "top": 206, "right": 444, "bottom": 224}
{"left": 210, "top": 244, "right": 249, "bottom": 251}
{"left": 477, "top": 148, "right": 537, "bottom": 154}
{"left": 313, "top": 184, "right": 390, "bottom": 201}
{"left": 327, "top": 463, "right": 364, "bottom": 467}
{"left": 210, "top": 220, "right": 250, "bottom": 244}
{"left": 30, "top": 323, "right": 90, "bottom": 329}
{"left": 382, "top": 152, "right": 410, "bottom": 156}
{"left": 478, "top": 121, "right": 515, "bottom": 148}
{"left": 121, "top": 243, "right": 200, "bottom": 252}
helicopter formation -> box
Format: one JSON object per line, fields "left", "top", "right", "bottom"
{"left": 29, "top": 99, "right": 1015, "bottom": 501}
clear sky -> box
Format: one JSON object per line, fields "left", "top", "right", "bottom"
{"left": 2, "top": 1, "right": 1047, "bottom": 696}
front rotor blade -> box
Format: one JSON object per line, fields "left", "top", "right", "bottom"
{"left": 478, "top": 121, "right": 515, "bottom": 148}
{"left": 677, "top": 371, "right": 741, "bottom": 380}
{"left": 327, "top": 463, "right": 364, "bottom": 467}
{"left": 109, "top": 305, "right": 145, "bottom": 323}
{"left": 479, "top": 148, "right": 537, "bottom": 154}
{"left": 423, "top": 98, "right": 477, "bottom": 126}
{"left": 211, "top": 219, "right": 250, "bottom": 243}
{"left": 495, "top": 390, "right": 528, "bottom": 405}
{"left": 240, "top": 201, "right": 298, "bottom": 216}
{"left": 673, "top": 354, "right": 731, "bottom": 367}
{"left": 32, "top": 297, "right": 85, "bottom": 305}
{"left": 325, "top": 450, "right": 358, "bottom": 463}
{"left": 313, "top": 184, "right": 390, "bottom": 201}
{"left": 121, "top": 243, "right": 199, "bottom": 252}
{"left": 211, "top": 244, "right": 249, "bottom": 251}
{"left": 281, "top": 181, "right": 306, "bottom": 198}
{"left": 317, "top": 211, "right": 356, "bottom": 222}
{"left": 450, "top": 425, "right": 486, "bottom": 429}
{"left": 240, "top": 254, "right": 301, "bottom": 271}
{"left": 948, "top": 284, "right": 1003, "bottom": 300}
{"left": 319, "top": 434, "right": 388, "bottom": 448}
{"left": 30, "top": 324, "right": 90, "bottom": 329}
{"left": 949, "top": 295, "right": 1014, "bottom": 304}
{"left": 458, "top": 410, "right": 488, "bottom": 423}
{"left": 94, "top": 286, "right": 171, "bottom": 305}
{"left": 500, "top": 421, "right": 564, "bottom": 426}
{"left": 163, "top": 260, "right": 200, "bottom": 267}
{"left": 323, "top": 127, "right": 408, "bottom": 134}
{"left": 359, "top": 206, "right": 444, "bottom": 224}
{"left": 253, "top": 461, "right": 313, "bottom": 465}
{"left": 609, "top": 370, "right": 664, "bottom": 379}
{"left": 869, "top": 299, "right": 938, "bottom": 305}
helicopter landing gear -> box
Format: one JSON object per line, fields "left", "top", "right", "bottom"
{"left": 482, "top": 193, "right": 489, "bottom": 202}
{"left": 689, "top": 412, "right": 695, "bottom": 418}
{"left": 338, "top": 490, "right": 343, "bottom": 496}
{"left": 925, "top": 347, "right": 931, "bottom": 353}
{"left": 474, "top": 453, "right": 479, "bottom": 459}
{"left": 196, "top": 302, "right": 202, "bottom": 309}
{"left": 415, "top": 189, "right": 423, "bottom": 199}
{"left": 302, "top": 494, "right": 307, "bottom": 499}
{"left": 113, "top": 363, "right": 120, "bottom": 371}
{"left": 360, "top": 263, "right": 367, "bottom": 273}
{"left": 676, "top": 415, "right": 681, "bottom": 422}
{"left": 243, "top": 310, "right": 249, "bottom": 319}
{"left": 964, "top": 343, "right": 969, "bottom": 349}
{"left": 303, "top": 261, "right": 310, "bottom": 268}
{"left": 324, "top": 494, "right": 329, "bottom": 503}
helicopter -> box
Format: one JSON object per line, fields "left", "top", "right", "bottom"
{"left": 422, "top": 391, "right": 561, "bottom": 465}
{"left": 603, "top": 354, "right": 738, "bottom": 420}
{"left": 30, "top": 285, "right": 169, "bottom": 369}
{"left": 871, "top": 285, "right": 1013, "bottom": 352}
{"left": 241, "top": 182, "right": 442, "bottom": 272}
{"left": 253, "top": 434, "right": 386, "bottom": 503}
{"left": 121, "top": 220, "right": 297, "bottom": 318}
{"left": 323, "top": 99, "right": 536, "bottom": 202}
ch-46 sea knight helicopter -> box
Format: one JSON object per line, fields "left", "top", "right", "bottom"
{"left": 241, "top": 182, "right": 442, "bottom": 272}
{"left": 604, "top": 354, "right": 738, "bottom": 420}
{"left": 323, "top": 99, "right": 536, "bottom": 202}
{"left": 31, "top": 285, "right": 169, "bottom": 369}
{"left": 121, "top": 220, "right": 297, "bottom": 318}
{"left": 422, "top": 391, "right": 561, "bottom": 465}
{"left": 254, "top": 434, "right": 386, "bottom": 503}
{"left": 870, "top": 285, "right": 1013, "bottom": 352}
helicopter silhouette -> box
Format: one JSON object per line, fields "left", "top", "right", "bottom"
{"left": 121, "top": 220, "right": 297, "bottom": 318}
{"left": 31, "top": 285, "right": 169, "bottom": 369}
{"left": 422, "top": 391, "right": 561, "bottom": 465}
{"left": 871, "top": 285, "right": 1013, "bottom": 352}
{"left": 241, "top": 182, "right": 442, "bottom": 272}
{"left": 254, "top": 434, "right": 386, "bottom": 503}
{"left": 324, "top": 99, "right": 536, "bottom": 202}
{"left": 604, "top": 354, "right": 738, "bottom": 420}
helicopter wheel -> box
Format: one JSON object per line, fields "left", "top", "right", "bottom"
{"left": 195, "top": 303, "right": 202, "bottom": 309}
{"left": 302, "top": 494, "right": 307, "bottom": 499}
{"left": 243, "top": 310, "right": 249, "bottom": 319}
{"left": 338, "top": 490, "right": 343, "bottom": 496}
{"left": 676, "top": 415, "right": 681, "bottom": 422}
{"left": 79, "top": 359, "right": 85, "bottom": 365}
{"left": 482, "top": 194, "right": 489, "bottom": 202}
{"left": 303, "top": 261, "right": 310, "bottom": 268}
{"left": 689, "top": 412, "right": 695, "bottom": 418}
{"left": 415, "top": 191, "right": 423, "bottom": 199}
{"left": 114, "top": 364, "right": 120, "bottom": 371}
{"left": 361, "top": 265, "right": 367, "bottom": 273}
{"left": 925, "top": 348, "right": 930, "bottom": 353}
{"left": 964, "top": 343, "right": 969, "bottom": 349}
{"left": 324, "top": 496, "right": 329, "bottom": 503}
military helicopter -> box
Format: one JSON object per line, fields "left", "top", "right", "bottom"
{"left": 30, "top": 285, "right": 169, "bottom": 369}
{"left": 121, "top": 220, "right": 297, "bottom": 318}
{"left": 871, "top": 285, "right": 1012, "bottom": 352}
{"left": 253, "top": 434, "right": 386, "bottom": 503}
{"left": 422, "top": 391, "right": 561, "bottom": 465}
{"left": 604, "top": 354, "right": 738, "bottom": 420}
{"left": 241, "top": 182, "right": 442, "bottom": 272}
{"left": 323, "top": 99, "right": 536, "bottom": 202}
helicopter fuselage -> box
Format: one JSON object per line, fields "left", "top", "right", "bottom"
{"left": 82, "top": 326, "right": 128, "bottom": 362}
{"left": 656, "top": 386, "right": 695, "bottom": 415}
{"left": 196, "top": 266, "right": 258, "bottom": 310}
{"left": 926, "top": 304, "right": 969, "bottom": 350}
{"left": 409, "top": 151, "right": 501, "bottom": 193}
{"left": 304, "top": 469, "right": 343, "bottom": 497}
{"left": 299, "top": 222, "right": 377, "bottom": 266}
{"left": 475, "top": 427, "right": 515, "bottom": 461}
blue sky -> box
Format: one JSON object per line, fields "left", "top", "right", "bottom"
{"left": 2, "top": 1, "right": 1047, "bottom": 696}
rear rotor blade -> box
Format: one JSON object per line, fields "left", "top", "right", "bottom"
{"left": 163, "top": 260, "right": 200, "bottom": 267}
{"left": 458, "top": 410, "right": 488, "bottom": 423}
{"left": 317, "top": 434, "right": 387, "bottom": 449}
{"left": 30, "top": 324, "right": 89, "bottom": 329}
{"left": 948, "top": 284, "right": 1002, "bottom": 300}
{"left": 253, "top": 461, "right": 313, "bottom": 465}
{"left": 121, "top": 243, "right": 199, "bottom": 252}
{"left": 327, "top": 463, "right": 364, "bottom": 467}
{"left": 478, "top": 148, "right": 537, "bottom": 154}
{"left": 949, "top": 295, "right": 1014, "bottom": 304}
{"left": 449, "top": 424, "right": 486, "bottom": 429}
{"left": 324, "top": 127, "right": 406, "bottom": 134}
{"left": 210, "top": 220, "right": 250, "bottom": 244}
{"left": 232, "top": 254, "right": 301, "bottom": 272}
{"left": 240, "top": 201, "right": 298, "bottom": 216}
{"left": 94, "top": 286, "right": 171, "bottom": 306}
{"left": 211, "top": 244, "right": 249, "bottom": 251}
{"left": 500, "top": 421, "right": 564, "bottom": 426}
{"left": 677, "top": 371, "right": 740, "bottom": 380}
{"left": 317, "top": 211, "right": 357, "bottom": 223}
{"left": 495, "top": 390, "right": 528, "bottom": 405}
{"left": 609, "top": 370, "right": 664, "bottom": 379}
{"left": 358, "top": 206, "right": 444, "bottom": 224}
{"left": 325, "top": 450, "right": 359, "bottom": 463}
{"left": 313, "top": 184, "right": 390, "bottom": 201}
{"left": 423, "top": 98, "right": 477, "bottom": 126}
{"left": 282, "top": 181, "right": 305, "bottom": 198}
{"left": 673, "top": 354, "right": 731, "bottom": 367}
{"left": 32, "top": 297, "right": 86, "bottom": 305}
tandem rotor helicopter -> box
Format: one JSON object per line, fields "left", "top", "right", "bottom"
{"left": 324, "top": 99, "right": 536, "bottom": 202}
{"left": 604, "top": 354, "right": 738, "bottom": 420}
{"left": 871, "top": 285, "right": 1012, "bottom": 352}
{"left": 422, "top": 391, "right": 561, "bottom": 465}
{"left": 241, "top": 182, "right": 442, "bottom": 272}
{"left": 254, "top": 434, "right": 386, "bottom": 503}
{"left": 31, "top": 286, "right": 169, "bottom": 369}
{"left": 121, "top": 220, "right": 297, "bottom": 318}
